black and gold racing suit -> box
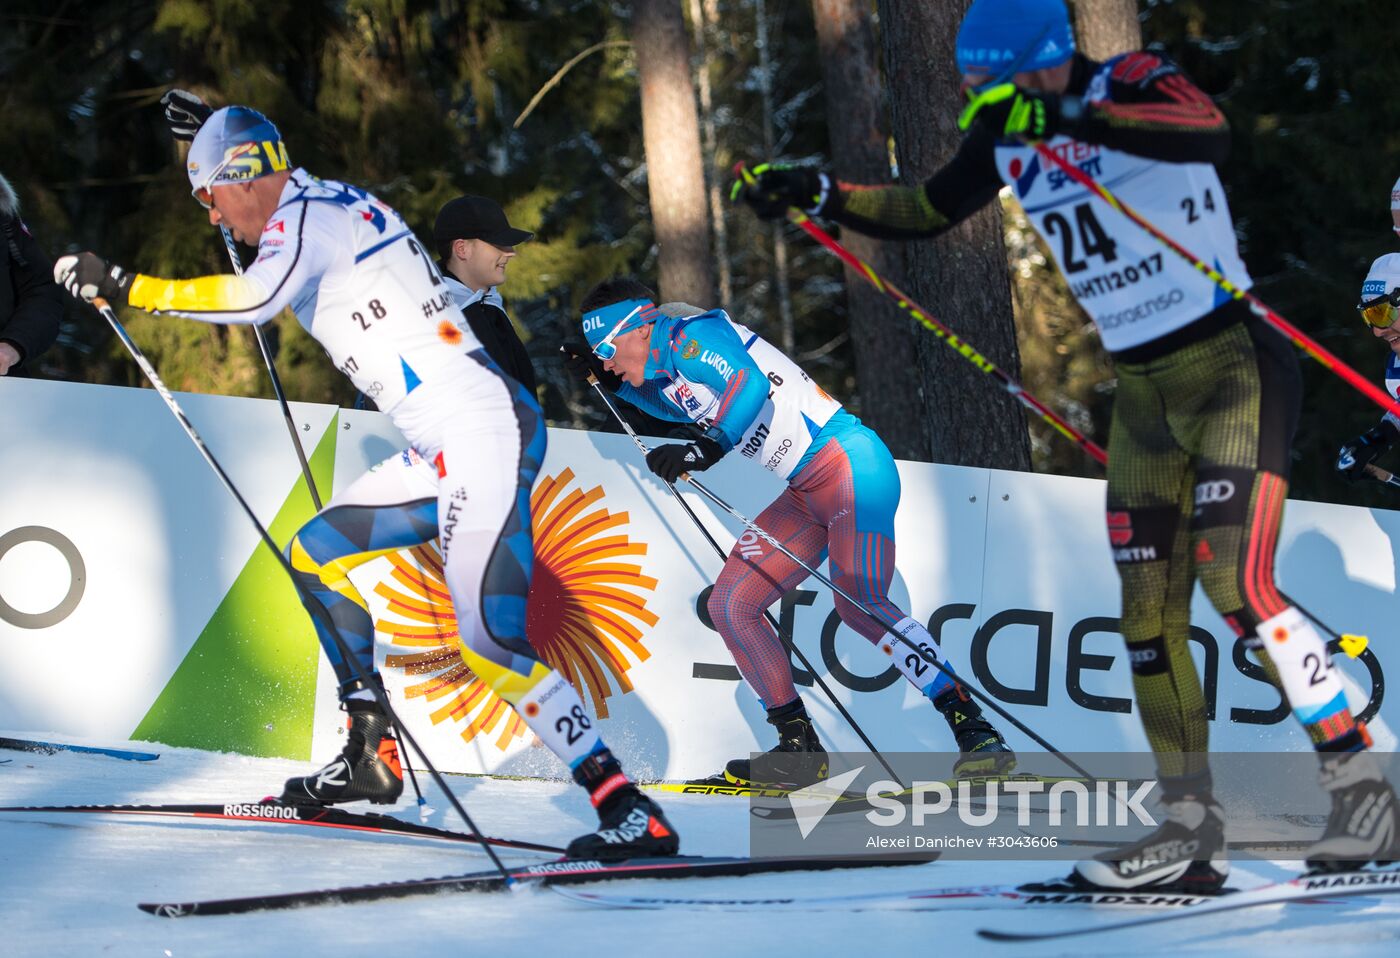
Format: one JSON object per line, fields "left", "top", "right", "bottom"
{"left": 816, "top": 52, "right": 1363, "bottom": 794}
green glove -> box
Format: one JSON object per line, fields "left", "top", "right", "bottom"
{"left": 958, "top": 83, "right": 1059, "bottom": 141}
{"left": 730, "top": 163, "right": 828, "bottom": 220}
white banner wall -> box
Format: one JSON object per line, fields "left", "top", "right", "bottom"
{"left": 0, "top": 377, "right": 1393, "bottom": 781}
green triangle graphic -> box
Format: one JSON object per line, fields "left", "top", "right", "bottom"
{"left": 133, "top": 413, "right": 339, "bottom": 759}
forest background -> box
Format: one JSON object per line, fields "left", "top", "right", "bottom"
{"left": 2, "top": 0, "right": 1395, "bottom": 505}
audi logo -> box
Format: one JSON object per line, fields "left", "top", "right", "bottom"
{"left": 1194, "top": 480, "right": 1235, "bottom": 505}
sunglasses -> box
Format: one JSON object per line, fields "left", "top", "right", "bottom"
{"left": 1358, "top": 288, "right": 1400, "bottom": 329}
{"left": 191, "top": 142, "right": 259, "bottom": 210}
{"left": 587, "top": 300, "right": 655, "bottom": 361}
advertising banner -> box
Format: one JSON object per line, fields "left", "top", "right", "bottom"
{"left": 0, "top": 377, "right": 1393, "bottom": 783}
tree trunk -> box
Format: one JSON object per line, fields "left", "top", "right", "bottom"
{"left": 809, "top": 0, "right": 929, "bottom": 460}
{"left": 754, "top": 0, "right": 796, "bottom": 351}
{"left": 688, "top": 0, "right": 733, "bottom": 306}
{"left": 1072, "top": 0, "right": 1143, "bottom": 60}
{"left": 632, "top": 0, "right": 715, "bottom": 304}
{"left": 875, "top": 0, "right": 1032, "bottom": 471}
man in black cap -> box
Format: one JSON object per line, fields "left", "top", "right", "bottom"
{"left": 1, "top": 172, "right": 62, "bottom": 377}
{"left": 433, "top": 195, "right": 537, "bottom": 393}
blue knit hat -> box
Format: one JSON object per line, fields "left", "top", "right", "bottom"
{"left": 186, "top": 106, "right": 290, "bottom": 197}
{"left": 956, "top": 0, "right": 1076, "bottom": 79}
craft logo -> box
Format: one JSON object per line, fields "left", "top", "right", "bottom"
{"left": 375, "top": 468, "right": 657, "bottom": 749}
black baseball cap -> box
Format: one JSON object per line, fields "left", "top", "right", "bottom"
{"left": 433, "top": 195, "right": 533, "bottom": 249}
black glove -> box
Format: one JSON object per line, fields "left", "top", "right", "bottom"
{"left": 645, "top": 436, "right": 724, "bottom": 483}
{"left": 561, "top": 341, "right": 622, "bottom": 392}
{"left": 1337, "top": 422, "right": 1399, "bottom": 481}
{"left": 957, "top": 82, "right": 1062, "bottom": 141}
{"left": 732, "top": 163, "right": 828, "bottom": 221}
{"left": 160, "top": 89, "right": 213, "bottom": 142}
{"left": 52, "top": 252, "right": 133, "bottom": 306}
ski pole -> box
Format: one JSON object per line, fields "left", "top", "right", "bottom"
{"left": 89, "top": 298, "right": 516, "bottom": 885}
{"left": 1031, "top": 143, "right": 1400, "bottom": 423}
{"left": 584, "top": 374, "right": 903, "bottom": 784}
{"left": 1364, "top": 463, "right": 1400, "bottom": 489}
{"left": 217, "top": 225, "right": 323, "bottom": 510}
{"left": 732, "top": 162, "right": 1108, "bottom": 466}
{"left": 587, "top": 375, "right": 1090, "bottom": 778}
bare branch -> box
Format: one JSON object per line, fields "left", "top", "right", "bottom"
{"left": 513, "top": 39, "right": 632, "bottom": 130}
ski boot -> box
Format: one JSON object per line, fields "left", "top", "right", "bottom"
{"left": 1025, "top": 792, "right": 1229, "bottom": 894}
{"left": 1306, "top": 750, "right": 1399, "bottom": 873}
{"left": 280, "top": 694, "right": 403, "bottom": 806}
{"left": 566, "top": 748, "right": 680, "bottom": 860}
{"left": 932, "top": 685, "right": 1016, "bottom": 778}
{"left": 723, "top": 698, "right": 828, "bottom": 790}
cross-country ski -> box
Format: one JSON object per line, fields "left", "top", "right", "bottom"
{"left": 977, "top": 866, "right": 1400, "bottom": 942}
{"left": 0, "top": 802, "right": 564, "bottom": 853}
{"left": 0, "top": 736, "right": 160, "bottom": 762}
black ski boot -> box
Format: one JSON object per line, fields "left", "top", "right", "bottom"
{"left": 724, "top": 699, "right": 828, "bottom": 790}
{"left": 566, "top": 749, "right": 680, "bottom": 860}
{"left": 1306, "top": 750, "right": 1399, "bottom": 873}
{"left": 1026, "top": 792, "right": 1229, "bottom": 894}
{"left": 932, "top": 685, "right": 1016, "bottom": 777}
{"left": 280, "top": 695, "right": 403, "bottom": 806}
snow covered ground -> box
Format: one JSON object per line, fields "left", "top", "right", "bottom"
{"left": 2, "top": 739, "right": 1399, "bottom": 958}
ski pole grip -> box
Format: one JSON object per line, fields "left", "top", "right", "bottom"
{"left": 1364, "top": 463, "right": 1395, "bottom": 484}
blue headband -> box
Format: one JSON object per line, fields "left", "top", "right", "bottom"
{"left": 581, "top": 298, "right": 659, "bottom": 349}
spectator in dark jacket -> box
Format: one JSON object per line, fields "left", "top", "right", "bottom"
{"left": 433, "top": 195, "right": 537, "bottom": 394}
{"left": 0, "top": 173, "right": 62, "bottom": 375}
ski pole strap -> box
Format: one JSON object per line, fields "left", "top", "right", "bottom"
{"left": 1030, "top": 142, "right": 1400, "bottom": 423}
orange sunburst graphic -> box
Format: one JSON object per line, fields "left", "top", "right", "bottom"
{"left": 374, "top": 467, "right": 658, "bottom": 751}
